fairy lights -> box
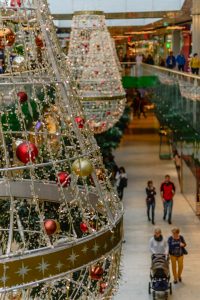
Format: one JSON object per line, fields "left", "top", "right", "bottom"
{"left": 0, "top": 0, "right": 123, "bottom": 298}
{"left": 67, "top": 11, "right": 126, "bottom": 134}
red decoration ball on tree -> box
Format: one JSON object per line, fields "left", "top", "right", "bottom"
{"left": 100, "top": 282, "right": 108, "bottom": 294}
{"left": 90, "top": 266, "right": 104, "bottom": 280}
{"left": 57, "top": 172, "right": 71, "bottom": 188}
{"left": 44, "top": 219, "right": 57, "bottom": 235}
{"left": 17, "top": 91, "right": 28, "bottom": 104}
{"left": 16, "top": 142, "right": 38, "bottom": 164}
{"left": 35, "top": 35, "right": 44, "bottom": 48}
{"left": 10, "top": 0, "right": 21, "bottom": 7}
{"left": 75, "top": 116, "right": 85, "bottom": 129}
{"left": 80, "top": 222, "right": 88, "bottom": 233}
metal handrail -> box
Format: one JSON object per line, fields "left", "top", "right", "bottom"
{"left": 121, "top": 61, "right": 200, "bottom": 79}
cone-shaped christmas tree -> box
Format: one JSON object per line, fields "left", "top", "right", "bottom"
{"left": 0, "top": 1, "right": 123, "bottom": 298}
{"left": 67, "top": 11, "right": 126, "bottom": 134}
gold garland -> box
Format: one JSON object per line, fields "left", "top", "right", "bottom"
{"left": 81, "top": 95, "right": 126, "bottom": 101}
{"left": 74, "top": 11, "right": 104, "bottom": 16}
{"left": 0, "top": 218, "right": 123, "bottom": 290}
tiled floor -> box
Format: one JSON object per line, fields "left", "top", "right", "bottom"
{"left": 113, "top": 115, "right": 200, "bottom": 300}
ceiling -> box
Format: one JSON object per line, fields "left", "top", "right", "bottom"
{"left": 48, "top": 0, "right": 192, "bottom": 37}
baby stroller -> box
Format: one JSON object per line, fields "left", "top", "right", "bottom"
{"left": 148, "top": 254, "right": 172, "bottom": 299}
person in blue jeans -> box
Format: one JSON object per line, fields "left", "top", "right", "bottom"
{"left": 160, "top": 175, "right": 175, "bottom": 224}
{"left": 146, "top": 180, "right": 156, "bottom": 225}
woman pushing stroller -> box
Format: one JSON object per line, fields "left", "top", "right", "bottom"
{"left": 149, "top": 228, "right": 168, "bottom": 256}
{"left": 149, "top": 228, "right": 172, "bottom": 298}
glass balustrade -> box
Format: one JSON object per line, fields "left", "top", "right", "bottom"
{"left": 122, "top": 62, "right": 200, "bottom": 215}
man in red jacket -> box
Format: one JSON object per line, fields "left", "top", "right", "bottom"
{"left": 160, "top": 175, "right": 175, "bottom": 224}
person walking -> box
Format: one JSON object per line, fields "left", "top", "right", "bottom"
{"left": 149, "top": 228, "right": 168, "bottom": 255}
{"left": 190, "top": 53, "right": 200, "bottom": 75}
{"left": 160, "top": 175, "right": 175, "bottom": 224}
{"left": 146, "top": 54, "right": 154, "bottom": 65}
{"left": 145, "top": 180, "right": 156, "bottom": 225}
{"left": 138, "top": 97, "right": 147, "bottom": 119}
{"left": 115, "top": 166, "right": 128, "bottom": 200}
{"left": 176, "top": 51, "right": 186, "bottom": 71}
{"left": 168, "top": 227, "right": 187, "bottom": 284}
{"left": 166, "top": 51, "right": 176, "bottom": 69}
{"left": 173, "top": 151, "right": 181, "bottom": 182}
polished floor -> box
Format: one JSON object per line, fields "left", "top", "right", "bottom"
{"left": 114, "top": 114, "right": 200, "bottom": 300}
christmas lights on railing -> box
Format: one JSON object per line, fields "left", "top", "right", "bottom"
{"left": 179, "top": 79, "right": 200, "bottom": 101}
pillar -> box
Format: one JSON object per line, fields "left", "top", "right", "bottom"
{"left": 172, "top": 30, "right": 181, "bottom": 56}
{"left": 192, "top": 0, "right": 200, "bottom": 54}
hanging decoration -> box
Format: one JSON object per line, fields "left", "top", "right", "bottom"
{"left": 67, "top": 11, "right": 126, "bottom": 134}
{"left": 0, "top": 1, "right": 122, "bottom": 299}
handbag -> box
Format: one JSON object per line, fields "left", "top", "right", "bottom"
{"left": 182, "top": 247, "right": 188, "bottom": 255}
{"left": 180, "top": 235, "right": 188, "bottom": 255}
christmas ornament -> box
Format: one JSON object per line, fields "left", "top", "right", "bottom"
{"left": 99, "top": 282, "right": 108, "bottom": 294}
{"left": 12, "top": 56, "right": 25, "bottom": 71}
{"left": 0, "top": 1, "right": 122, "bottom": 298}
{"left": 10, "top": 0, "right": 21, "bottom": 7}
{"left": 57, "top": 172, "right": 71, "bottom": 188}
{"left": 8, "top": 289, "right": 22, "bottom": 300}
{"left": 0, "top": 28, "right": 15, "bottom": 48}
{"left": 96, "top": 168, "right": 105, "bottom": 181}
{"left": 75, "top": 116, "right": 85, "bottom": 129}
{"left": 44, "top": 219, "right": 58, "bottom": 235}
{"left": 44, "top": 112, "right": 58, "bottom": 134}
{"left": 90, "top": 266, "right": 104, "bottom": 280}
{"left": 72, "top": 158, "right": 93, "bottom": 176}
{"left": 80, "top": 222, "right": 88, "bottom": 233}
{"left": 17, "top": 91, "right": 28, "bottom": 104}
{"left": 16, "top": 141, "right": 38, "bottom": 164}
{"left": 35, "top": 35, "right": 44, "bottom": 48}
{"left": 35, "top": 120, "right": 43, "bottom": 132}
{"left": 67, "top": 11, "right": 126, "bottom": 134}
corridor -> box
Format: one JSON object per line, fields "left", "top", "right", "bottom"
{"left": 114, "top": 116, "right": 200, "bottom": 300}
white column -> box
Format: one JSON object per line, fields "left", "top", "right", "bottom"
{"left": 192, "top": 0, "right": 200, "bottom": 54}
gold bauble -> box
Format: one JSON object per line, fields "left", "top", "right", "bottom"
{"left": 44, "top": 113, "right": 58, "bottom": 134}
{"left": 72, "top": 158, "right": 93, "bottom": 177}
{"left": 0, "top": 27, "right": 15, "bottom": 48}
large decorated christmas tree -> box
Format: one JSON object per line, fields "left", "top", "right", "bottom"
{"left": 0, "top": 1, "right": 123, "bottom": 299}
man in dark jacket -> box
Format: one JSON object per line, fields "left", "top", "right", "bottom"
{"left": 166, "top": 51, "right": 176, "bottom": 69}
{"left": 160, "top": 175, "right": 175, "bottom": 224}
{"left": 176, "top": 52, "right": 186, "bottom": 71}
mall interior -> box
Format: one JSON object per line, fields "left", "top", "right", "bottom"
{"left": 0, "top": 0, "right": 200, "bottom": 299}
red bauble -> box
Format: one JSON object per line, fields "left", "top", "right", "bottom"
{"left": 106, "top": 111, "right": 111, "bottom": 116}
{"left": 35, "top": 35, "right": 44, "bottom": 48}
{"left": 57, "top": 172, "right": 71, "bottom": 188}
{"left": 44, "top": 219, "right": 57, "bottom": 235}
{"left": 10, "top": 0, "right": 21, "bottom": 6}
{"left": 99, "top": 282, "right": 108, "bottom": 294}
{"left": 75, "top": 116, "right": 85, "bottom": 129}
{"left": 16, "top": 142, "right": 38, "bottom": 164}
{"left": 90, "top": 266, "right": 104, "bottom": 280}
{"left": 17, "top": 91, "right": 28, "bottom": 103}
{"left": 80, "top": 222, "right": 88, "bottom": 233}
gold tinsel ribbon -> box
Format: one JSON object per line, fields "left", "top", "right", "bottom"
{"left": 0, "top": 217, "right": 123, "bottom": 290}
